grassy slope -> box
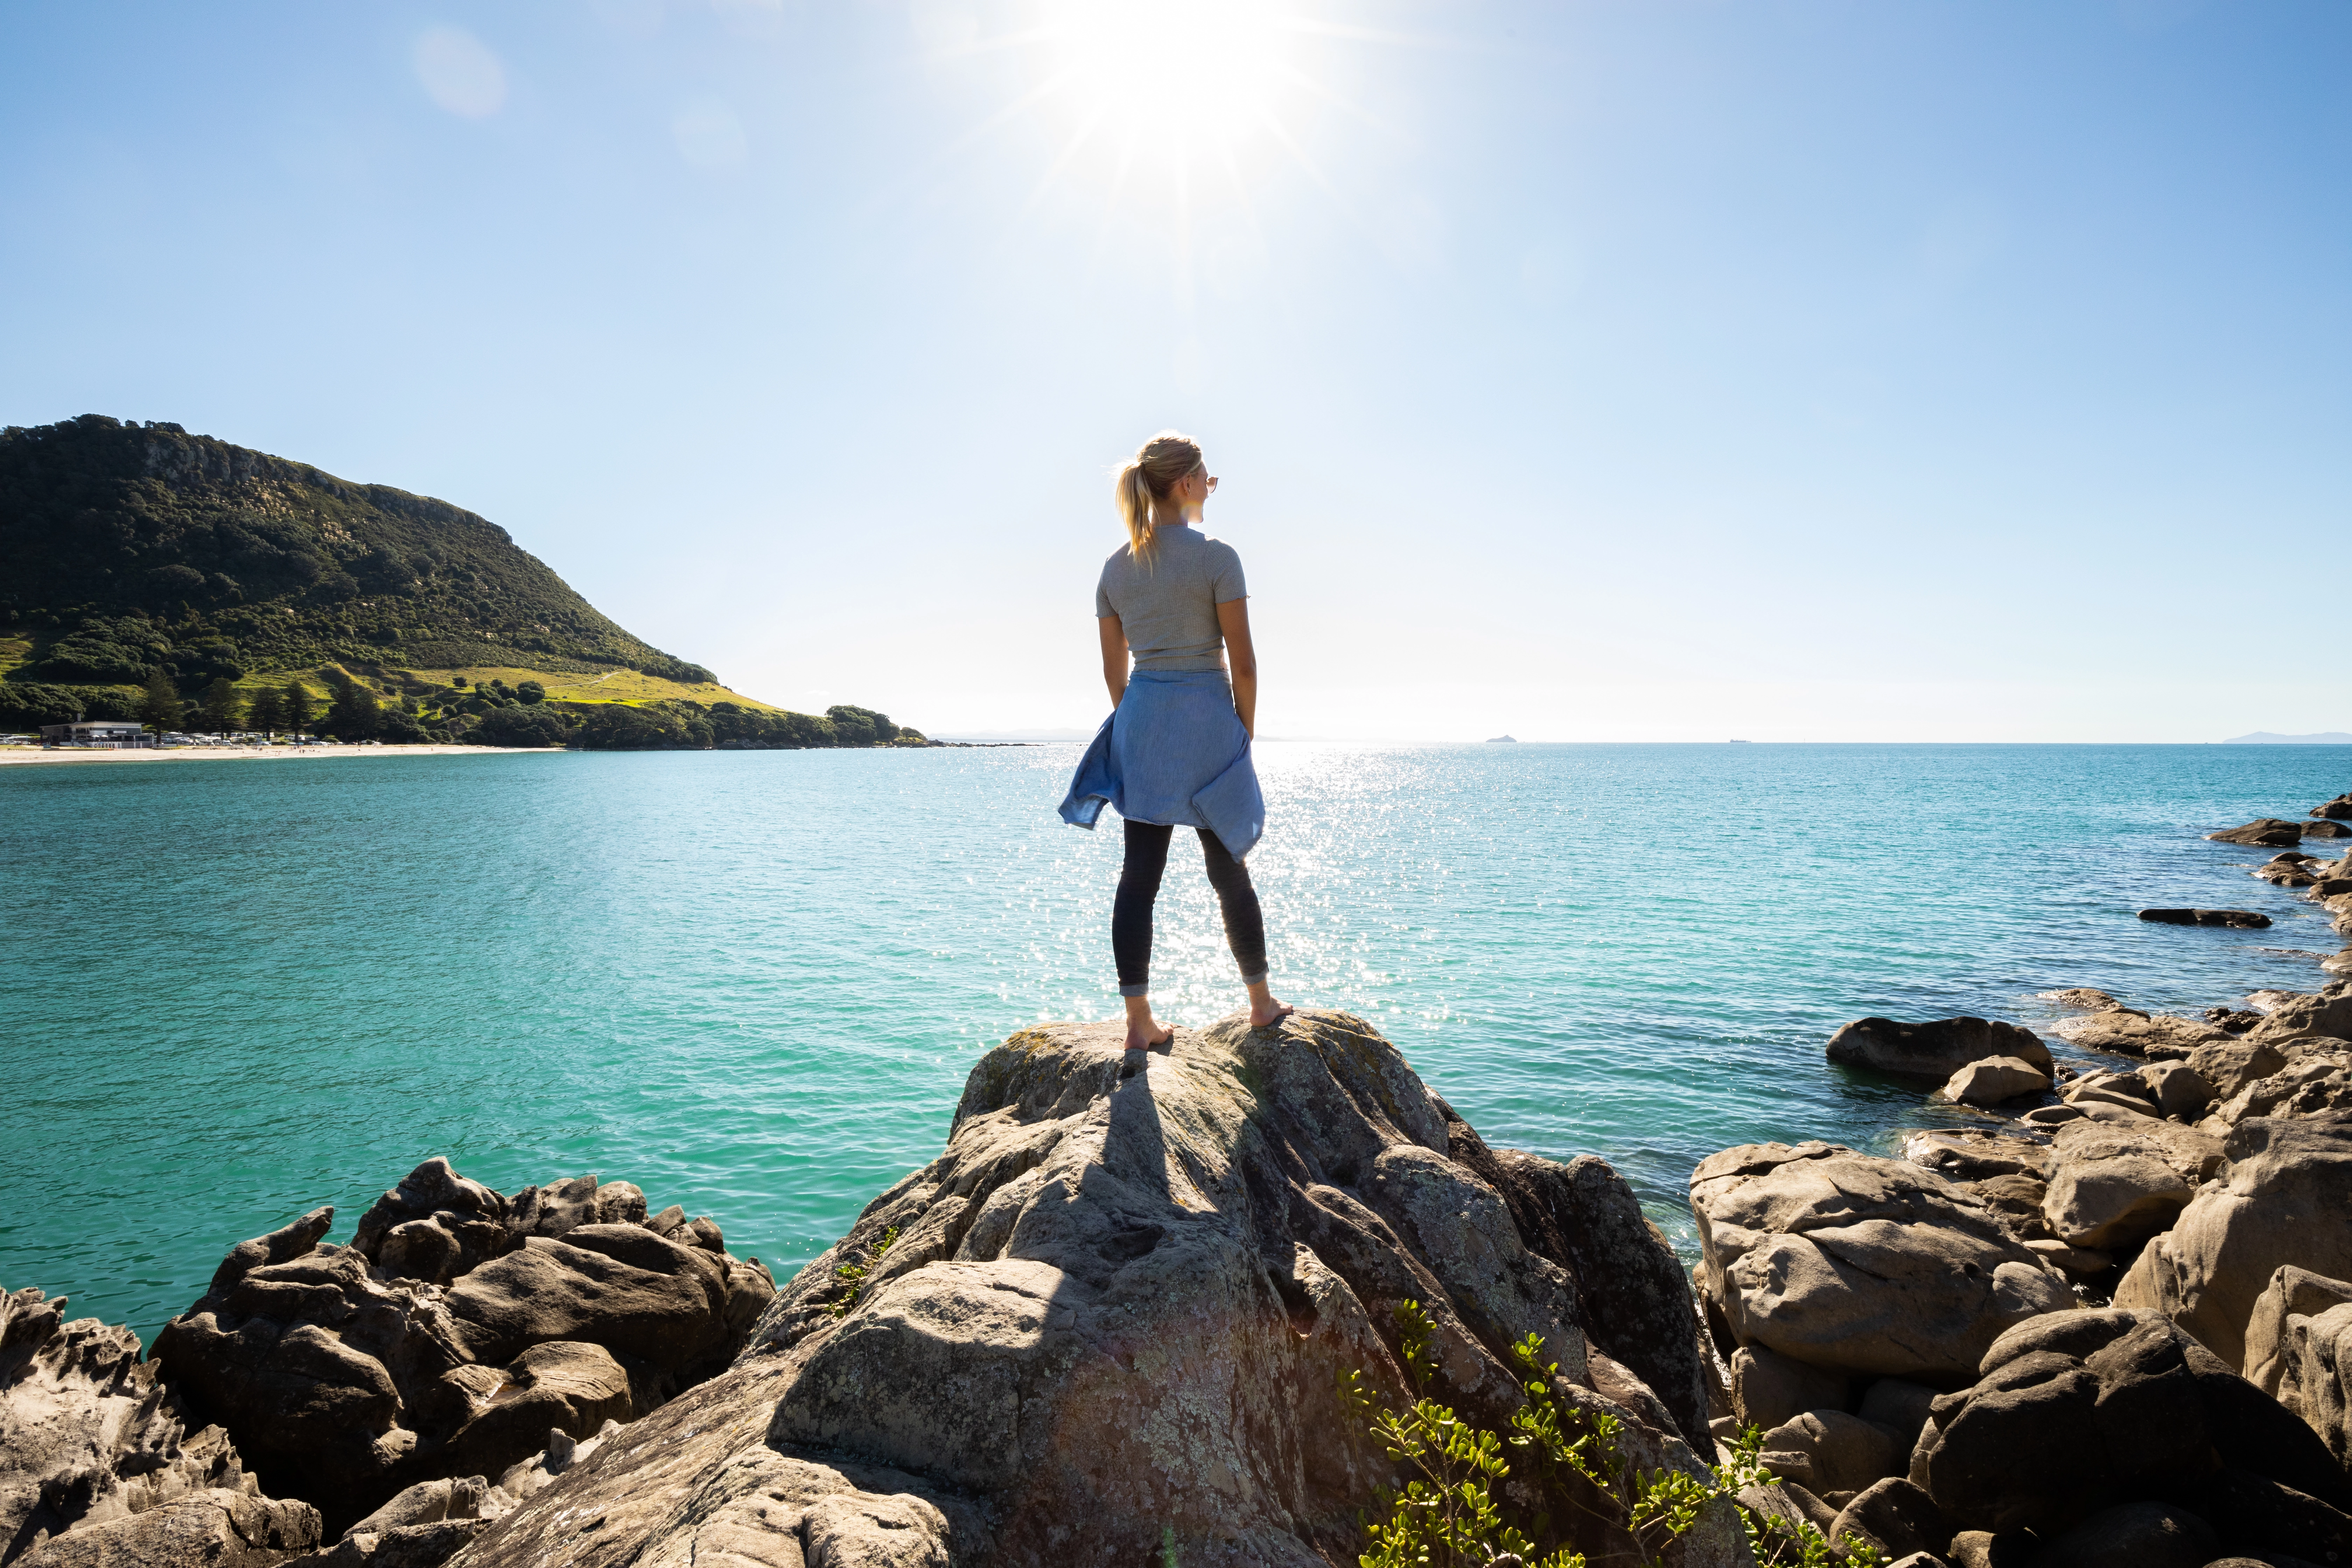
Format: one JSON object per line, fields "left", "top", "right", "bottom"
{"left": 0, "top": 417, "right": 822, "bottom": 722}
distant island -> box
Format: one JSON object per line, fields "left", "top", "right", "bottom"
{"left": 2224, "top": 731, "right": 2352, "bottom": 745}
{"left": 0, "top": 416, "right": 918, "bottom": 750}
{"left": 1485, "top": 734, "right": 1517, "bottom": 743}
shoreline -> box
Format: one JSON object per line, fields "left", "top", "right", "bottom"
{"left": 0, "top": 742, "right": 564, "bottom": 767}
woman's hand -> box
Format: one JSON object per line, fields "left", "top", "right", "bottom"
{"left": 1098, "top": 615, "right": 1129, "bottom": 708}
{"left": 1217, "top": 597, "right": 1257, "bottom": 738}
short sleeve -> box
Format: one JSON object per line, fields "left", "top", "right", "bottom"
{"left": 1094, "top": 559, "right": 1116, "bottom": 618}
{"left": 1210, "top": 542, "right": 1248, "bottom": 603}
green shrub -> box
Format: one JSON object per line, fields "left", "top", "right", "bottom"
{"left": 1343, "top": 1302, "right": 1882, "bottom": 1568}
{"left": 466, "top": 706, "right": 573, "bottom": 748}
{"left": 0, "top": 682, "right": 85, "bottom": 728}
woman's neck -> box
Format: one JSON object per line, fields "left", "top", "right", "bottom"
{"left": 1155, "top": 508, "right": 1200, "bottom": 529}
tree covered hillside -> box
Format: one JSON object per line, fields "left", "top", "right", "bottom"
{"left": 0, "top": 415, "right": 710, "bottom": 686}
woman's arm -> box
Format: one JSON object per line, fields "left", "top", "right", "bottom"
{"left": 1098, "top": 615, "right": 1129, "bottom": 708}
{"left": 1217, "top": 597, "right": 1258, "bottom": 738}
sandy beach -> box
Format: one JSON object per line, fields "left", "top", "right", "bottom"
{"left": 0, "top": 743, "right": 564, "bottom": 767}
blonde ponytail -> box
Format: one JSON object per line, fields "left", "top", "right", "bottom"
{"left": 1112, "top": 430, "right": 1205, "bottom": 561}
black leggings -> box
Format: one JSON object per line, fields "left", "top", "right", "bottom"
{"left": 1113, "top": 821, "right": 1268, "bottom": 997}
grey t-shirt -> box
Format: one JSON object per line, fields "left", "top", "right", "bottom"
{"left": 1094, "top": 525, "right": 1248, "bottom": 672}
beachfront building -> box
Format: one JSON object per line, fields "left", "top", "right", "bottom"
{"left": 39, "top": 720, "right": 154, "bottom": 748}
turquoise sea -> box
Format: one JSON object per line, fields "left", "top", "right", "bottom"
{"left": 4, "top": 742, "right": 2346, "bottom": 1342}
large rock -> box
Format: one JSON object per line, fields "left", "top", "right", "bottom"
{"left": 1912, "top": 1310, "right": 2350, "bottom": 1539}
{"left": 1689, "top": 1141, "right": 2071, "bottom": 1382}
{"left": 2115, "top": 1110, "right": 2352, "bottom": 1369}
{"left": 2041, "top": 1118, "right": 2223, "bottom": 1252}
{"left": 1901, "top": 1129, "right": 2051, "bottom": 1183}
{"left": 0, "top": 1284, "right": 301, "bottom": 1565}
{"left": 15, "top": 1487, "right": 319, "bottom": 1568}
{"left": 2244, "top": 980, "right": 2352, "bottom": 1046}
{"left": 2186, "top": 1038, "right": 2289, "bottom": 1099}
{"left": 2050, "top": 1008, "right": 2230, "bottom": 1060}
{"left": 1755, "top": 1408, "right": 1903, "bottom": 1495}
{"left": 2138, "top": 908, "right": 2270, "bottom": 927}
{"left": 2207, "top": 818, "right": 2311, "bottom": 847}
{"left": 2244, "top": 1266, "right": 2352, "bottom": 1469}
{"left": 1729, "top": 1342, "right": 1848, "bottom": 1431}
{"left": 449, "top": 1013, "right": 1724, "bottom": 1568}
{"left": 1943, "top": 1057, "right": 2051, "bottom": 1107}
{"left": 2209, "top": 1053, "right": 2352, "bottom": 1126}
{"left": 1825, "top": 1017, "right": 2053, "bottom": 1081}
{"left": 151, "top": 1172, "right": 773, "bottom": 1534}
{"left": 2315, "top": 793, "right": 2352, "bottom": 822}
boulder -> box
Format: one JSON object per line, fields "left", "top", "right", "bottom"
{"left": 2062, "top": 1069, "right": 2163, "bottom": 1117}
{"left": 2138, "top": 908, "right": 2272, "bottom": 927}
{"left": 0, "top": 1284, "right": 286, "bottom": 1563}
{"left": 1826, "top": 1017, "right": 2053, "bottom": 1081}
{"left": 152, "top": 1172, "right": 774, "bottom": 1534}
{"left": 2316, "top": 793, "right": 2352, "bottom": 822}
{"left": 2021, "top": 1500, "right": 2217, "bottom": 1568}
{"left": 2244, "top": 1267, "right": 2352, "bottom": 1469}
{"left": 1826, "top": 1477, "right": 1942, "bottom": 1560}
{"left": 15, "top": 1487, "right": 320, "bottom": 1568}
{"left": 2209, "top": 1055, "right": 2352, "bottom": 1127}
{"left": 450, "top": 1011, "right": 1718, "bottom": 1568}
{"left": 1756, "top": 1408, "right": 1904, "bottom": 1495}
{"left": 2141, "top": 1060, "right": 2217, "bottom": 1117}
{"left": 2115, "top": 1110, "right": 2352, "bottom": 1369}
{"left": 1912, "top": 1310, "right": 2350, "bottom": 1537}
{"left": 1855, "top": 1377, "right": 1938, "bottom": 1449}
{"left": 1958, "top": 1172, "right": 2052, "bottom": 1241}
{"left": 2208, "top": 818, "right": 2311, "bottom": 847}
{"left": 2051, "top": 1008, "right": 2230, "bottom": 1060}
{"left": 2017, "top": 1104, "right": 2083, "bottom": 1129}
{"left": 1943, "top": 1057, "right": 2051, "bottom": 1107}
{"left": 2245, "top": 981, "right": 2352, "bottom": 1045}
{"left": 1730, "top": 1342, "right": 1848, "bottom": 1432}
{"left": 2025, "top": 1239, "right": 2113, "bottom": 1277}
{"left": 1690, "top": 1141, "right": 2071, "bottom": 1382}
{"left": 2309, "top": 818, "right": 2352, "bottom": 838}
{"left": 2186, "top": 1036, "right": 2289, "bottom": 1100}
{"left": 2041, "top": 1117, "right": 2224, "bottom": 1251}
{"left": 2329, "top": 948, "right": 2352, "bottom": 976}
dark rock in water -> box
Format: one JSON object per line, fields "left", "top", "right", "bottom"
{"left": 150, "top": 1166, "right": 773, "bottom": 1536}
{"left": 1913, "top": 1310, "right": 2350, "bottom": 1538}
{"left": 2255, "top": 852, "right": 2323, "bottom": 887}
{"left": 1825, "top": 1016, "right": 2054, "bottom": 1080}
{"left": 2210, "top": 818, "right": 2314, "bottom": 847}
{"left": 0, "top": 1284, "right": 317, "bottom": 1565}
{"left": 2316, "top": 793, "right": 2352, "bottom": 821}
{"left": 2308, "top": 818, "right": 2352, "bottom": 838}
{"left": 2139, "top": 907, "right": 2271, "bottom": 927}
{"left": 451, "top": 1011, "right": 1735, "bottom": 1568}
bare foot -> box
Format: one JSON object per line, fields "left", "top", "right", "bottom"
{"left": 1122, "top": 997, "right": 1175, "bottom": 1051}
{"left": 1246, "top": 982, "right": 1294, "bottom": 1030}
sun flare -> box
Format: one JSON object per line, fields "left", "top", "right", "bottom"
{"left": 1032, "top": 0, "right": 1299, "bottom": 184}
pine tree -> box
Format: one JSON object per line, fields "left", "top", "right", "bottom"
{"left": 138, "top": 669, "right": 182, "bottom": 736}
{"left": 245, "top": 684, "right": 285, "bottom": 736}
{"left": 281, "top": 679, "right": 315, "bottom": 737}
{"left": 199, "top": 677, "right": 241, "bottom": 735}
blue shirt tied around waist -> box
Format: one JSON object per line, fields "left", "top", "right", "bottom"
{"left": 1057, "top": 669, "right": 1265, "bottom": 860}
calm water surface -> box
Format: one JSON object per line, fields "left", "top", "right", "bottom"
{"left": 4, "top": 742, "right": 2346, "bottom": 1340}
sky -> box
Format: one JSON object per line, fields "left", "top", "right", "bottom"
{"left": 2, "top": 0, "right": 2345, "bottom": 742}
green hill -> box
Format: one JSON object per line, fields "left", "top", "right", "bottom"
{"left": 0, "top": 415, "right": 916, "bottom": 749}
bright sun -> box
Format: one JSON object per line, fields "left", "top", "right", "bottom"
{"left": 1030, "top": 0, "right": 1300, "bottom": 187}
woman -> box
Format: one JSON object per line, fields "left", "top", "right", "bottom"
{"left": 1059, "top": 431, "right": 1293, "bottom": 1050}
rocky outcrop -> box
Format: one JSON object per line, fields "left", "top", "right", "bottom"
{"left": 2115, "top": 1110, "right": 2352, "bottom": 1369}
{"left": 2256, "top": 852, "right": 2325, "bottom": 887}
{"left": 2245, "top": 1266, "right": 2352, "bottom": 1470}
{"left": 2315, "top": 793, "right": 2352, "bottom": 822}
{"left": 447, "top": 1012, "right": 1723, "bottom": 1568}
{"left": 1689, "top": 1141, "right": 2070, "bottom": 1383}
{"left": 1823, "top": 1017, "right": 2053, "bottom": 1081}
{"left": 150, "top": 1168, "right": 772, "bottom": 1535}
{"left": 1910, "top": 1310, "right": 2352, "bottom": 1554}
{"left": 2138, "top": 907, "right": 2271, "bottom": 928}
{"left": 2208, "top": 818, "right": 2312, "bottom": 847}
{"left": 0, "top": 1285, "right": 316, "bottom": 1567}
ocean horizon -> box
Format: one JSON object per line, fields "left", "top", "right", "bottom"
{"left": 4, "top": 739, "right": 2345, "bottom": 1343}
